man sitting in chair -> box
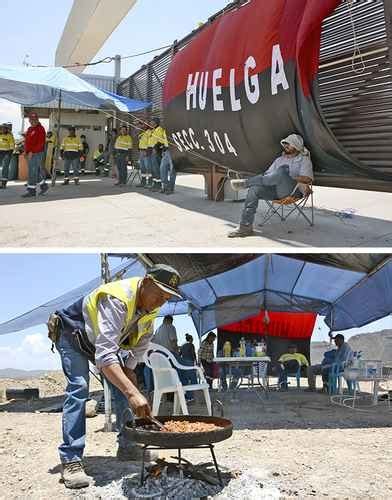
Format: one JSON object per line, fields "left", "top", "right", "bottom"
{"left": 228, "top": 134, "right": 313, "bottom": 238}
{"left": 276, "top": 344, "right": 309, "bottom": 390}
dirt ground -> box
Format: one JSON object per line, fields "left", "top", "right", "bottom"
{"left": 1, "top": 373, "right": 392, "bottom": 499}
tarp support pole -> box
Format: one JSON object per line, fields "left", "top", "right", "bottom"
{"left": 51, "top": 90, "right": 62, "bottom": 187}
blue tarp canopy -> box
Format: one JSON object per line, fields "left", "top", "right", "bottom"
{"left": 0, "top": 65, "right": 150, "bottom": 112}
{"left": 0, "top": 254, "right": 391, "bottom": 336}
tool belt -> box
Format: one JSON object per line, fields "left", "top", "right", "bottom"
{"left": 47, "top": 313, "right": 62, "bottom": 353}
{"left": 47, "top": 313, "right": 96, "bottom": 364}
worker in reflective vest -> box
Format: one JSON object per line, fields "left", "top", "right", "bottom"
{"left": 93, "top": 144, "right": 106, "bottom": 176}
{"left": 60, "top": 127, "right": 83, "bottom": 185}
{"left": 114, "top": 125, "right": 133, "bottom": 186}
{"left": 51, "top": 264, "right": 182, "bottom": 489}
{"left": 0, "top": 123, "right": 15, "bottom": 188}
{"left": 137, "top": 124, "right": 150, "bottom": 188}
{"left": 148, "top": 117, "right": 168, "bottom": 191}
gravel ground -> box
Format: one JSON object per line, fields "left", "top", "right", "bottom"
{"left": 1, "top": 387, "right": 392, "bottom": 499}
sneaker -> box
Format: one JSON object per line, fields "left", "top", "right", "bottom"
{"left": 0, "top": 180, "right": 7, "bottom": 189}
{"left": 231, "top": 179, "right": 248, "bottom": 191}
{"left": 228, "top": 225, "right": 255, "bottom": 238}
{"left": 74, "top": 178, "right": 80, "bottom": 186}
{"left": 39, "top": 183, "right": 49, "bottom": 195}
{"left": 116, "top": 445, "right": 157, "bottom": 462}
{"left": 63, "top": 178, "right": 70, "bottom": 186}
{"left": 61, "top": 461, "right": 90, "bottom": 489}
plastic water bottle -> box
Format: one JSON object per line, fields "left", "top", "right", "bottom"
{"left": 239, "top": 337, "right": 246, "bottom": 357}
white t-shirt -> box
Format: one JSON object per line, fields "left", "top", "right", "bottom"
{"left": 265, "top": 154, "right": 314, "bottom": 180}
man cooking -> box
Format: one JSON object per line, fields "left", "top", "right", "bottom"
{"left": 50, "top": 264, "right": 182, "bottom": 489}
{"left": 228, "top": 134, "right": 313, "bottom": 238}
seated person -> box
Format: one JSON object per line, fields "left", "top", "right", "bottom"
{"left": 93, "top": 144, "right": 106, "bottom": 175}
{"left": 276, "top": 344, "right": 309, "bottom": 390}
{"left": 307, "top": 334, "right": 353, "bottom": 391}
{"left": 228, "top": 134, "right": 313, "bottom": 238}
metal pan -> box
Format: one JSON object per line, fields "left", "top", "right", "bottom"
{"left": 123, "top": 415, "right": 233, "bottom": 448}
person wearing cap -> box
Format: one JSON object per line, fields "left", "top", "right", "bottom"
{"left": 0, "top": 123, "right": 15, "bottom": 188}
{"left": 148, "top": 117, "right": 167, "bottom": 191}
{"left": 44, "top": 131, "right": 57, "bottom": 176}
{"left": 113, "top": 125, "right": 133, "bottom": 186}
{"left": 51, "top": 264, "right": 182, "bottom": 489}
{"left": 228, "top": 133, "right": 314, "bottom": 238}
{"left": 22, "top": 112, "right": 48, "bottom": 198}
{"left": 60, "top": 127, "right": 83, "bottom": 185}
{"left": 137, "top": 123, "right": 151, "bottom": 188}
{"left": 307, "top": 334, "right": 353, "bottom": 391}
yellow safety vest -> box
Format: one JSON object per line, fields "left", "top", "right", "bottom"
{"left": 93, "top": 149, "right": 104, "bottom": 160}
{"left": 83, "top": 277, "right": 159, "bottom": 350}
{"left": 61, "top": 136, "right": 83, "bottom": 152}
{"left": 0, "top": 133, "right": 14, "bottom": 151}
{"left": 115, "top": 135, "right": 133, "bottom": 151}
{"left": 148, "top": 126, "right": 168, "bottom": 148}
{"left": 138, "top": 130, "right": 150, "bottom": 150}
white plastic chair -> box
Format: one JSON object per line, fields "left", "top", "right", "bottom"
{"left": 144, "top": 343, "right": 212, "bottom": 416}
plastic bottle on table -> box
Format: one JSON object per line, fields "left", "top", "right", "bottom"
{"left": 223, "top": 341, "right": 232, "bottom": 358}
{"left": 239, "top": 337, "right": 246, "bottom": 357}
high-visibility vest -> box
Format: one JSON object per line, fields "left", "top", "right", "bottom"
{"left": 0, "top": 133, "right": 14, "bottom": 151}
{"left": 148, "top": 126, "right": 168, "bottom": 148}
{"left": 114, "top": 135, "right": 133, "bottom": 151}
{"left": 83, "top": 277, "right": 159, "bottom": 350}
{"left": 93, "top": 149, "right": 104, "bottom": 160}
{"left": 61, "top": 136, "right": 83, "bottom": 152}
{"left": 138, "top": 130, "right": 150, "bottom": 150}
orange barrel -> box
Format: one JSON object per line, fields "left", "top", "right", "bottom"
{"left": 18, "top": 154, "right": 29, "bottom": 181}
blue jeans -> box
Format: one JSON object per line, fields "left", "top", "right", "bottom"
{"left": 116, "top": 151, "right": 128, "bottom": 184}
{"left": 241, "top": 165, "right": 298, "bottom": 226}
{"left": 27, "top": 152, "right": 45, "bottom": 189}
{"left": 160, "top": 150, "right": 176, "bottom": 191}
{"left": 139, "top": 150, "right": 148, "bottom": 176}
{"left": 56, "top": 333, "right": 132, "bottom": 463}
{"left": 0, "top": 151, "right": 12, "bottom": 180}
{"left": 64, "top": 156, "right": 80, "bottom": 178}
{"left": 150, "top": 151, "right": 161, "bottom": 182}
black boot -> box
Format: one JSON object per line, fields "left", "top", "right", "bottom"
{"left": 21, "top": 188, "right": 36, "bottom": 198}
{"left": 63, "top": 178, "right": 70, "bottom": 186}
{"left": 39, "top": 183, "right": 49, "bottom": 196}
{"left": 0, "top": 180, "right": 7, "bottom": 189}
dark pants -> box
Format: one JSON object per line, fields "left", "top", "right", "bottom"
{"left": 116, "top": 152, "right": 128, "bottom": 184}
{"left": 277, "top": 360, "right": 300, "bottom": 388}
{"left": 241, "top": 165, "right": 298, "bottom": 226}
{"left": 201, "top": 360, "right": 213, "bottom": 389}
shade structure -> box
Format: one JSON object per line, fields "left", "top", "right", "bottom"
{"left": 1, "top": 254, "right": 391, "bottom": 337}
{"left": 0, "top": 65, "right": 150, "bottom": 112}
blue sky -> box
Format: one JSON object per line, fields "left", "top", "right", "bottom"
{"left": 0, "top": 0, "right": 230, "bottom": 132}
{"left": 0, "top": 254, "right": 391, "bottom": 371}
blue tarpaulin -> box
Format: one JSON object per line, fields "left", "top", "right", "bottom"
{"left": 0, "top": 65, "right": 150, "bottom": 112}
{"left": 0, "top": 254, "right": 391, "bottom": 336}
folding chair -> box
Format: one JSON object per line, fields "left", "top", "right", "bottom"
{"left": 126, "top": 161, "right": 142, "bottom": 186}
{"left": 260, "top": 182, "right": 314, "bottom": 227}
